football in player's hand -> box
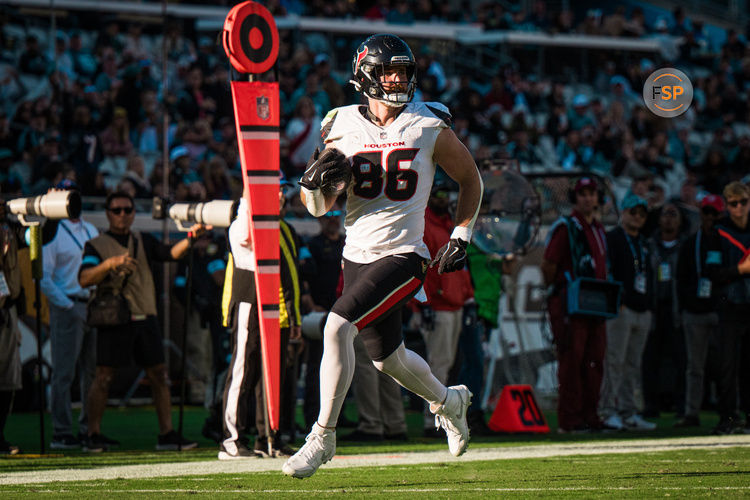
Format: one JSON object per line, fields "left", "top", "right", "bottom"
{"left": 318, "top": 148, "right": 352, "bottom": 197}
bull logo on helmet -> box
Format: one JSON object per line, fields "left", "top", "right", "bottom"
{"left": 354, "top": 46, "right": 368, "bottom": 74}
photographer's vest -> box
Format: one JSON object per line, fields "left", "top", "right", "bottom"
{"left": 89, "top": 233, "right": 157, "bottom": 317}
{"left": 0, "top": 224, "right": 21, "bottom": 309}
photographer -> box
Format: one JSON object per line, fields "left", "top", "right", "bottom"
{"left": 0, "top": 196, "right": 59, "bottom": 454}
{"left": 600, "top": 194, "right": 656, "bottom": 431}
{"left": 41, "top": 180, "right": 99, "bottom": 450}
{"left": 541, "top": 177, "right": 608, "bottom": 433}
{"left": 78, "top": 191, "right": 203, "bottom": 451}
{"left": 709, "top": 182, "right": 750, "bottom": 434}
{"left": 0, "top": 202, "right": 24, "bottom": 455}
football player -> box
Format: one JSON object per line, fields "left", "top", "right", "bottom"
{"left": 282, "top": 34, "right": 483, "bottom": 479}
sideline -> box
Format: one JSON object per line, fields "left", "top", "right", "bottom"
{"left": 1, "top": 435, "right": 749, "bottom": 485}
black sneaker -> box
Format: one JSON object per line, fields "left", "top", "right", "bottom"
{"left": 255, "top": 436, "right": 295, "bottom": 458}
{"left": 340, "top": 429, "right": 384, "bottom": 442}
{"left": 202, "top": 418, "right": 223, "bottom": 444}
{"left": 156, "top": 431, "right": 198, "bottom": 451}
{"left": 78, "top": 432, "right": 120, "bottom": 448}
{"left": 0, "top": 439, "right": 19, "bottom": 455}
{"left": 253, "top": 437, "right": 273, "bottom": 458}
{"left": 100, "top": 433, "right": 120, "bottom": 447}
{"left": 711, "top": 419, "right": 738, "bottom": 435}
{"left": 253, "top": 437, "right": 297, "bottom": 458}
{"left": 674, "top": 415, "right": 700, "bottom": 428}
{"left": 254, "top": 437, "right": 297, "bottom": 458}
{"left": 51, "top": 434, "right": 81, "bottom": 450}
{"left": 557, "top": 424, "right": 591, "bottom": 434}
{"left": 82, "top": 434, "right": 108, "bottom": 453}
{"left": 384, "top": 432, "right": 408, "bottom": 441}
{"left": 218, "top": 442, "right": 255, "bottom": 460}
{"left": 272, "top": 441, "right": 297, "bottom": 458}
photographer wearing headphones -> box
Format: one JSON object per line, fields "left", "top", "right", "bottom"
{"left": 541, "top": 177, "right": 608, "bottom": 433}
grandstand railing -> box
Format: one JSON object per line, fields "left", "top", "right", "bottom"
{"left": 7, "top": 0, "right": 680, "bottom": 52}
{"left": 6, "top": 0, "right": 682, "bottom": 87}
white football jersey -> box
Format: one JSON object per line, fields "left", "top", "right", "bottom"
{"left": 321, "top": 101, "right": 451, "bottom": 264}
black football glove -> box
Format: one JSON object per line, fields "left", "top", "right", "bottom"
{"left": 431, "top": 238, "right": 468, "bottom": 274}
{"left": 299, "top": 147, "right": 349, "bottom": 192}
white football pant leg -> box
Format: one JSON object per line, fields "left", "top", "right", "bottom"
{"left": 317, "top": 312, "right": 358, "bottom": 428}
{"left": 373, "top": 342, "right": 448, "bottom": 407}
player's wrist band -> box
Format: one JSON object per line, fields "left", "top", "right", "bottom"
{"left": 451, "top": 226, "right": 471, "bottom": 243}
{"left": 301, "top": 186, "right": 328, "bottom": 217}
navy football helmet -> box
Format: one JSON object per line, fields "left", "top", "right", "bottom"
{"left": 350, "top": 34, "right": 417, "bottom": 107}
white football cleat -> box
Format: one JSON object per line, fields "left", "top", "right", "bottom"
{"left": 281, "top": 423, "right": 336, "bottom": 479}
{"left": 432, "top": 385, "right": 472, "bottom": 457}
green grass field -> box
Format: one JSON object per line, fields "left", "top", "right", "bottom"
{"left": 1, "top": 405, "right": 749, "bottom": 498}
{"left": 2, "top": 448, "right": 749, "bottom": 498}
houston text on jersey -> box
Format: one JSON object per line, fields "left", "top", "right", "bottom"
{"left": 362, "top": 142, "right": 406, "bottom": 148}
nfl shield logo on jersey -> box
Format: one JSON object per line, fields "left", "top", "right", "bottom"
{"left": 256, "top": 96, "right": 270, "bottom": 120}
{"left": 380, "top": 131, "right": 387, "bottom": 139}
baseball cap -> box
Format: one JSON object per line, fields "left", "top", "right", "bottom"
{"left": 574, "top": 177, "right": 597, "bottom": 193}
{"left": 610, "top": 75, "right": 628, "bottom": 87}
{"left": 621, "top": 193, "right": 648, "bottom": 211}
{"left": 572, "top": 94, "right": 589, "bottom": 107}
{"left": 169, "top": 145, "right": 189, "bottom": 162}
{"left": 700, "top": 194, "right": 725, "bottom": 213}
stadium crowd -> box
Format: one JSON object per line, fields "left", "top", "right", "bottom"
{"left": 0, "top": 1, "right": 749, "bottom": 454}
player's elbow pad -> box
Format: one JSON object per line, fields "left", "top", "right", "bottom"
{"left": 302, "top": 186, "right": 328, "bottom": 217}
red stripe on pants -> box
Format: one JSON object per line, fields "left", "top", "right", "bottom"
{"left": 354, "top": 277, "right": 421, "bottom": 331}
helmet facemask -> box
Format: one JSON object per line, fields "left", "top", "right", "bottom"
{"left": 370, "top": 62, "right": 416, "bottom": 106}
{"left": 350, "top": 35, "right": 417, "bottom": 107}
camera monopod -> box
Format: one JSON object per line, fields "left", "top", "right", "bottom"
{"left": 28, "top": 224, "right": 45, "bottom": 454}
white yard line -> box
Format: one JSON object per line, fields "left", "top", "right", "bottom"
{"left": 28, "top": 486, "right": 750, "bottom": 494}
{"left": 1, "top": 435, "right": 749, "bottom": 486}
